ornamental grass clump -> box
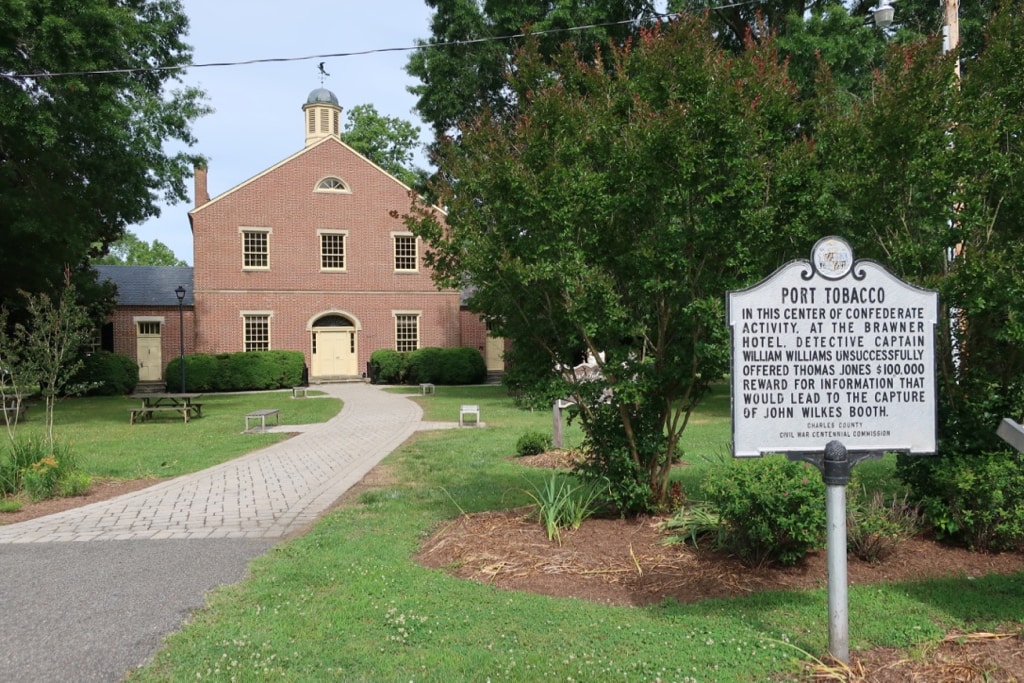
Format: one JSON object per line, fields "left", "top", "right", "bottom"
{"left": 523, "top": 474, "right": 604, "bottom": 545}
{"left": 1, "top": 437, "right": 90, "bottom": 502}
{"left": 701, "top": 458, "right": 826, "bottom": 566}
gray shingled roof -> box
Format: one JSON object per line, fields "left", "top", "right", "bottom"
{"left": 95, "top": 265, "right": 194, "bottom": 306}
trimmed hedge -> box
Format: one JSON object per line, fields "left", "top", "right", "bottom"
{"left": 71, "top": 351, "right": 138, "bottom": 396}
{"left": 165, "top": 350, "right": 305, "bottom": 392}
{"left": 370, "top": 349, "right": 407, "bottom": 384}
{"left": 370, "top": 346, "right": 486, "bottom": 385}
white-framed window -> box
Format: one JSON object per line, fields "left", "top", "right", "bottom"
{"left": 240, "top": 228, "right": 271, "bottom": 270}
{"left": 393, "top": 233, "right": 417, "bottom": 272}
{"left": 315, "top": 176, "right": 351, "bottom": 193}
{"left": 242, "top": 312, "right": 271, "bottom": 352}
{"left": 319, "top": 230, "right": 347, "bottom": 271}
{"left": 394, "top": 312, "right": 420, "bottom": 352}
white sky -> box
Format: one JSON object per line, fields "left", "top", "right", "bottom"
{"left": 131, "top": 1, "right": 435, "bottom": 265}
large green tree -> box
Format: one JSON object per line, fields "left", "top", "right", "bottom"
{"left": 0, "top": 0, "right": 207, "bottom": 312}
{"left": 408, "top": 16, "right": 814, "bottom": 513}
{"left": 406, "top": 0, "right": 656, "bottom": 142}
{"left": 342, "top": 103, "right": 424, "bottom": 188}
{"left": 93, "top": 231, "right": 187, "bottom": 266}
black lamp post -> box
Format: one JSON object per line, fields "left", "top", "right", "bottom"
{"left": 175, "top": 286, "right": 186, "bottom": 392}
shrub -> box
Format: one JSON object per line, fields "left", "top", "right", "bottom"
{"left": 406, "top": 347, "right": 444, "bottom": 384}
{"left": 516, "top": 430, "right": 551, "bottom": 456}
{"left": 166, "top": 351, "right": 305, "bottom": 392}
{"left": 407, "top": 346, "right": 487, "bottom": 385}
{"left": 370, "top": 349, "right": 406, "bottom": 384}
{"left": 71, "top": 351, "right": 139, "bottom": 395}
{"left": 438, "top": 346, "right": 487, "bottom": 384}
{"left": 701, "top": 458, "right": 826, "bottom": 567}
{"left": 847, "top": 489, "right": 923, "bottom": 563}
{"left": 897, "top": 450, "right": 1024, "bottom": 552}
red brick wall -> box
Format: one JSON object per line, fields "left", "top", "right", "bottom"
{"left": 190, "top": 138, "right": 466, "bottom": 374}
{"left": 107, "top": 306, "right": 195, "bottom": 379}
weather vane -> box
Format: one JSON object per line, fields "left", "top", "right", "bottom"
{"left": 318, "top": 61, "right": 330, "bottom": 85}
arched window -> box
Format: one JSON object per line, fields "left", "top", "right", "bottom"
{"left": 313, "top": 314, "right": 354, "bottom": 328}
{"left": 315, "top": 176, "right": 350, "bottom": 193}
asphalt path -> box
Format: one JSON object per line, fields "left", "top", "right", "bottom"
{"left": 0, "top": 539, "right": 273, "bottom": 681}
{"left": 0, "top": 383, "right": 427, "bottom": 682}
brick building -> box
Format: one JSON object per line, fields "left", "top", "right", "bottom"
{"left": 98, "top": 88, "right": 499, "bottom": 383}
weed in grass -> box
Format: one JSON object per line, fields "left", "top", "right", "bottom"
{"left": 0, "top": 497, "right": 23, "bottom": 513}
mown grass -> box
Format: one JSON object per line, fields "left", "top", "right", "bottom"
{"left": 127, "top": 384, "right": 1023, "bottom": 682}
{"left": 1, "top": 391, "right": 340, "bottom": 479}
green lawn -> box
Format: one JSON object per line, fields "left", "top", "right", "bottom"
{"left": 117, "top": 384, "right": 1023, "bottom": 682}
{"left": 2, "top": 390, "right": 340, "bottom": 479}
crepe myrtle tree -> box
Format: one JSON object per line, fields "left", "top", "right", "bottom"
{"left": 405, "top": 16, "right": 815, "bottom": 513}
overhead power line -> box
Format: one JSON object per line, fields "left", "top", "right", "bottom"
{"left": 8, "top": 2, "right": 763, "bottom": 81}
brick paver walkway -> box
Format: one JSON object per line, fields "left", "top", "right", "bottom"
{"left": 0, "top": 383, "right": 423, "bottom": 544}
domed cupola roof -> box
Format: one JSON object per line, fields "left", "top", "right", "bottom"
{"left": 306, "top": 87, "right": 339, "bottom": 106}
{"left": 302, "top": 87, "right": 342, "bottom": 146}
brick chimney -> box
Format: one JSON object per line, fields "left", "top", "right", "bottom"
{"left": 194, "top": 164, "right": 210, "bottom": 207}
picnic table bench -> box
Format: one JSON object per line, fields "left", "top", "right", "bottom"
{"left": 128, "top": 393, "right": 203, "bottom": 424}
{"left": 1, "top": 399, "right": 27, "bottom": 423}
{"left": 245, "top": 408, "right": 280, "bottom": 432}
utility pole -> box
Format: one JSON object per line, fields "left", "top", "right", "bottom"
{"left": 943, "top": 0, "right": 960, "bottom": 78}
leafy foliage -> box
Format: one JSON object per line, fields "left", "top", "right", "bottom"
{"left": 371, "top": 347, "right": 486, "bottom": 385}
{"left": 406, "top": 346, "right": 487, "bottom": 385}
{"left": 897, "top": 450, "right": 1024, "bottom": 552}
{"left": 71, "top": 351, "right": 139, "bottom": 396}
{"left": 408, "top": 15, "right": 813, "bottom": 513}
{"left": 342, "top": 103, "right": 424, "bottom": 187}
{"left": 0, "top": 0, "right": 208, "bottom": 310}
{"left": 701, "top": 458, "right": 826, "bottom": 567}
{"left": 8, "top": 282, "right": 93, "bottom": 449}
{"left": 93, "top": 231, "right": 187, "bottom": 266}
{"left": 407, "top": 0, "right": 655, "bottom": 141}
{"left": 370, "top": 349, "right": 407, "bottom": 384}
{"left": 165, "top": 351, "right": 305, "bottom": 392}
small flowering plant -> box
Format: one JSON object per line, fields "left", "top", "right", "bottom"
{"left": 701, "top": 458, "right": 826, "bottom": 566}
{"left": 23, "top": 456, "right": 61, "bottom": 501}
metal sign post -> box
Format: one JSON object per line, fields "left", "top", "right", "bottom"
{"left": 727, "top": 237, "right": 939, "bottom": 664}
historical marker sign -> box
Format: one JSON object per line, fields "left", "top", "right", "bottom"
{"left": 728, "top": 236, "right": 939, "bottom": 457}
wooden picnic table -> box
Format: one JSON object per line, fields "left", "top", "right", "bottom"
{"left": 128, "top": 393, "right": 203, "bottom": 424}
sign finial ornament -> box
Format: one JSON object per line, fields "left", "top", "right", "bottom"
{"left": 812, "top": 236, "right": 854, "bottom": 280}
